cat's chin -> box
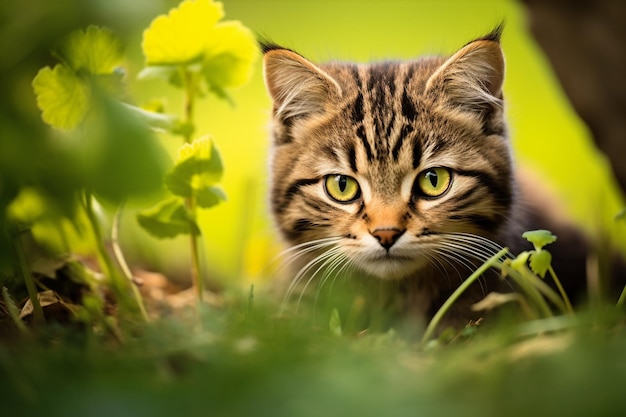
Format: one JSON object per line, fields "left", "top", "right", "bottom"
{"left": 358, "top": 255, "right": 428, "bottom": 281}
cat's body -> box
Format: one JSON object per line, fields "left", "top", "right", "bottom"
{"left": 261, "top": 27, "right": 597, "bottom": 330}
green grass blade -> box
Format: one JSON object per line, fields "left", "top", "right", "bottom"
{"left": 420, "top": 247, "right": 509, "bottom": 346}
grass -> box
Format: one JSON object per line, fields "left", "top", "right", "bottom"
{"left": 3, "top": 294, "right": 626, "bottom": 417}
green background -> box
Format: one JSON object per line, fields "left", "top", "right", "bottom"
{"left": 26, "top": 0, "right": 626, "bottom": 285}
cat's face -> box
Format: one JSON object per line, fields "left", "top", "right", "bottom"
{"left": 263, "top": 28, "right": 513, "bottom": 281}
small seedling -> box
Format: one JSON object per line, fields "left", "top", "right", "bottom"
{"left": 25, "top": 0, "right": 258, "bottom": 328}
{"left": 521, "top": 230, "right": 574, "bottom": 315}
{"left": 136, "top": 0, "right": 257, "bottom": 313}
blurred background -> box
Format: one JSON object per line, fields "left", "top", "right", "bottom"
{"left": 3, "top": 0, "right": 624, "bottom": 289}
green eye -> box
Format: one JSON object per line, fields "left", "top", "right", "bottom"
{"left": 324, "top": 175, "right": 360, "bottom": 202}
{"left": 417, "top": 167, "right": 452, "bottom": 197}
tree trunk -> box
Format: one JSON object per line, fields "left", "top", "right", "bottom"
{"left": 521, "top": 0, "right": 626, "bottom": 194}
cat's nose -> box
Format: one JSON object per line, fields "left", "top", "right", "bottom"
{"left": 371, "top": 228, "right": 404, "bottom": 250}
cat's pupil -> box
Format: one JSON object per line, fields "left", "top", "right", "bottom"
{"left": 338, "top": 175, "right": 347, "bottom": 192}
{"left": 426, "top": 171, "right": 438, "bottom": 188}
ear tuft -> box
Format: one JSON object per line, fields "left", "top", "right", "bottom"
{"left": 263, "top": 47, "right": 341, "bottom": 122}
{"left": 426, "top": 28, "right": 505, "bottom": 113}
{"left": 258, "top": 38, "right": 288, "bottom": 55}
{"left": 474, "top": 23, "right": 504, "bottom": 44}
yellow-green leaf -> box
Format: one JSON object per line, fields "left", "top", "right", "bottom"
{"left": 522, "top": 229, "right": 557, "bottom": 251}
{"left": 529, "top": 249, "right": 552, "bottom": 278}
{"left": 510, "top": 251, "right": 530, "bottom": 271}
{"left": 329, "top": 308, "right": 342, "bottom": 337}
{"left": 196, "top": 186, "right": 226, "bottom": 209}
{"left": 56, "top": 25, "right": 124, "bottom": 74}
{"left": 164, "top": 136, "right": 224, "bottom": 200}
{"left": 32, "top": 64, "right": 90, "bottom": 130}
{"left": 137, "top": 197, "right": 200, "bottom": 239}
{"left": 142, "top": 0, "right": 224, "bottom": 66}
{"left": 7, "top": 187, "right": 48, "bottom": 224}
{"left": 177, "top": 135, "right": 214, "bottom": 164}
{"left": 203, "top": 21, "right": 258, "bottom": 89}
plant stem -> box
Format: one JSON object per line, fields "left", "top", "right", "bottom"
{"left": 82, "top": 191, "right": 144, "bottom": 320}
{"left": 11, "top": 229, "right": 44, "bottom": 325}
{"left": 504, "top": 265, "right": 555, "bottom": 318}
{"left": 520, "top": 267, "right": 569, "bottom": 315}
{"left": 181, "top": 68, "right": 203, "bottom": 307}
{"left": 421, "top": 247, "right": 509, "bottom": 346}
{"left": 112, "top": 203, "right": 148, "bottom": 321}
{"left": 2, "top": 287, "right": 29, "bottom": 334}
{"left": 187, "top": 195, "right": 204, "bottom": 303}
{"left": 617, "top": 284, "right": 626, "bottom": 308}
{"left": 182, "top": 69, "right": 197, "bottom": 144}
{"left": 548, "top": 265, "right": 575, "bottom": 315}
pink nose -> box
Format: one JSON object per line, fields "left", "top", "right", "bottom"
{"left": 371, "top": 228, "right": 404, "bottom": 250}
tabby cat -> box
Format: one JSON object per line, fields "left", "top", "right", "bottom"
{"left": 261, "top": 26, "right": 591, "bottom": 330}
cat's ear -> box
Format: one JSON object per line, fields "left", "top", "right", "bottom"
{"left": 426, "top": 26, "right": 505, "bottom": 113}
{"left": 262, "top": 44, "right": 342, "bottom": 122}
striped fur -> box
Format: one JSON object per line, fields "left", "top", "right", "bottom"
{"left": 263, "top": 27, "right": 524, "bottom": 328}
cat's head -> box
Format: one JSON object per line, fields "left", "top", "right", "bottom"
{"left": 262, "top": 27, "right": 513, "bottom": 280}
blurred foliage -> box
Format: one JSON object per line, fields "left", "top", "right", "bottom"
{"left": 2, "top": 303, "right": 626, "bottom": 417}
{"left": 0, "top": 0, "right": 165, "bottom": 268}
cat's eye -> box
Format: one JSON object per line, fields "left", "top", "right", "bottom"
{"left": 324, "top": 175, "right": 360, "bottom": 203}
{"left": 416, "top": 167, "right": 452, "bottom": 197}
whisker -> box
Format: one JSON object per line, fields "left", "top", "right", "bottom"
{"left": 446, "top": 233, "right": 513, "bottom": 258}
{"left": 414, "top": 245, "right": 455, "bottom": 288}
{"left": 420, "top": 233, "right": 507, "bottom": 297}
{"left": 276, "top": 237, "right": 342, "bottom": 267}
{"left": 314, "top": 252, "right": 350, "bottom": 311}
{"left": 431, "top": 247, "right": 468, "bottom": 287}
{"left": 281, "top": 247, "right": 339, "bottom": 313}
{"left": 440, "top": 233, "right": 515, "bottom": 293}
{"left": 295, "top": 246, "right": 344, "bottom": 311}
{"left": 271, "top": 237, "right": 342, "bottom": 284}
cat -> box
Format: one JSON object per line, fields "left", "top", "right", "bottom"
{"left": 260, "top": 26, "right": 608, "bottom": 332}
